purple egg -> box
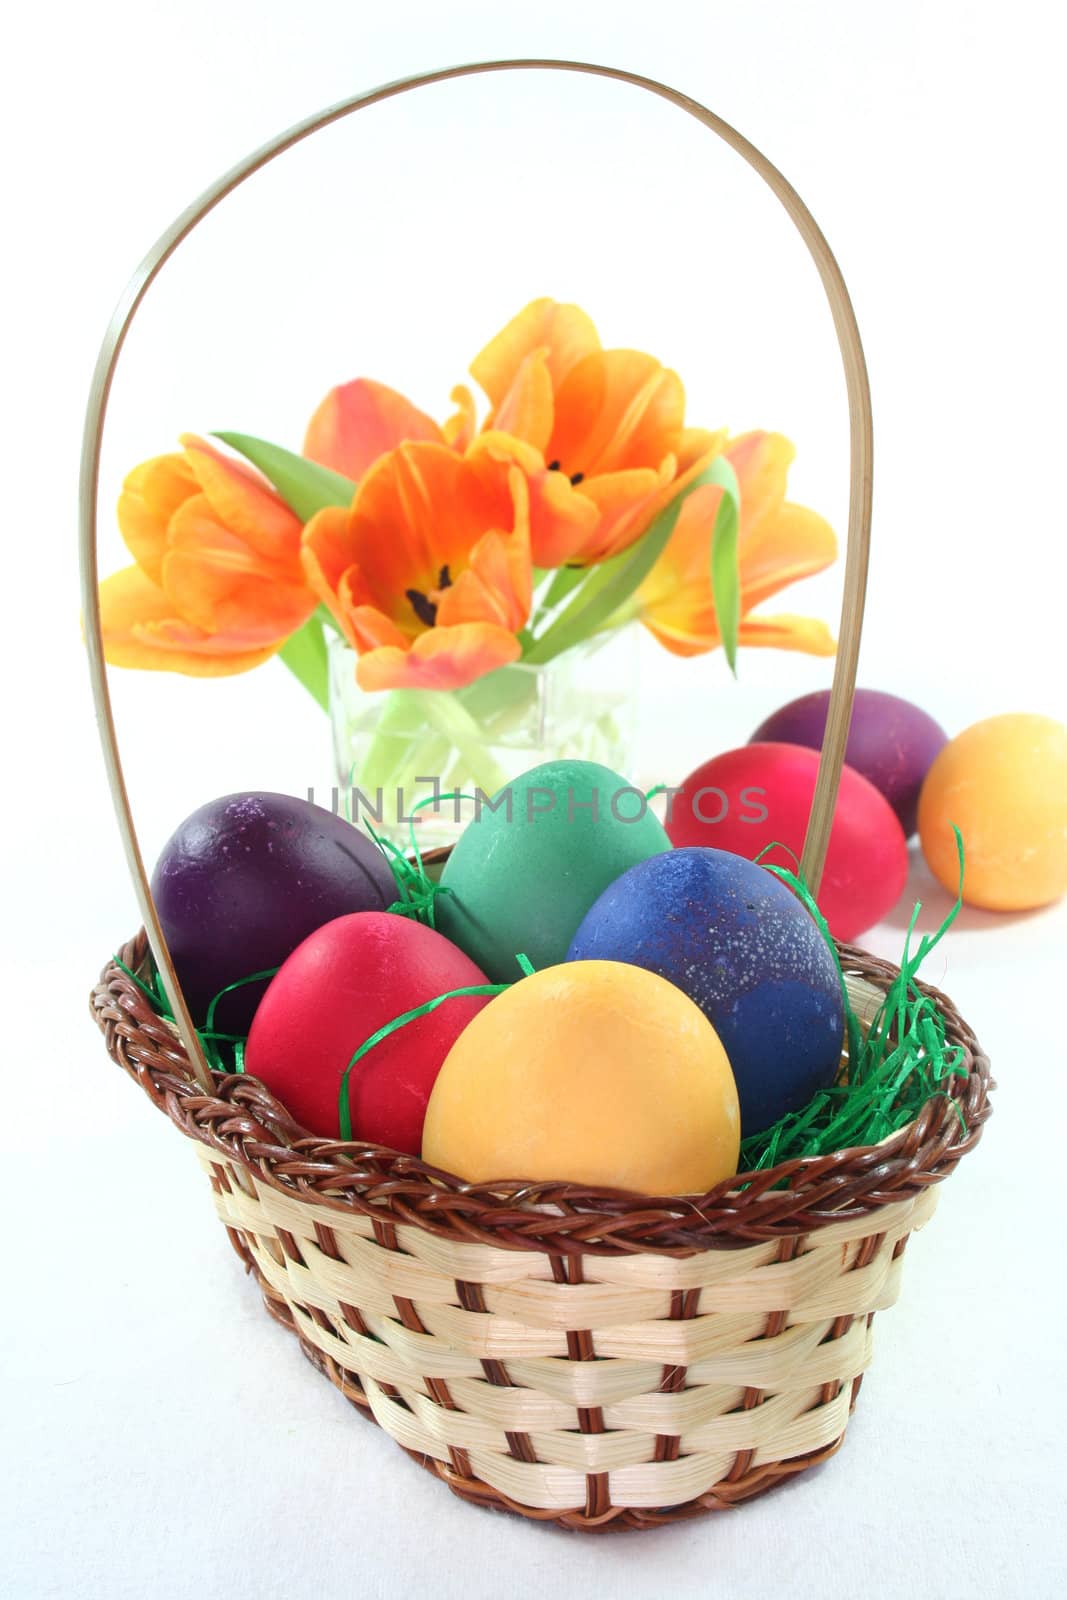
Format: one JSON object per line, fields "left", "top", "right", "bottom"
{"left": 151, "top": 792, "right": 397, "bottom": 1032}
{"left": 750, "top": 688, "right": 947, "bottom": 837}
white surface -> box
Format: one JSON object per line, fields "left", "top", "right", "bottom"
{"left": 3, "top": 1, "right": 1066, "bottom": 1596}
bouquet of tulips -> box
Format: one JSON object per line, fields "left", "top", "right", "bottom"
{"left": 100, "top": 298, "right": 837, "bottom": 826}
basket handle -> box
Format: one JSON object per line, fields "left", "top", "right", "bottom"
{"left": 80, "top": 60, "right": 872, "bottom": 1094}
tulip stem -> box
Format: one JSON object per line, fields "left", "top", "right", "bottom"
{"left": 408, "top": 689, "right": 509, "bottom": 798}
{"left": 528, "top": 563, "right": 587, "bottom": 638}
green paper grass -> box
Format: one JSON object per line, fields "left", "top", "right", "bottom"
{"left": 111, "top": 958, "right": 277, "bottom": 1076}
{"left": 738, "top": 829, "right": 969, "bottom": 1173}
{"left": 116, "top": 830, "right": 970, "bottom": 1177}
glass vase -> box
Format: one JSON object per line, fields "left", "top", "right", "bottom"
{"left": 327, "top": 629, "right": 638, "bottom": 849}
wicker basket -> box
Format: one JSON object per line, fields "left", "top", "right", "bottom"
{"left": 81, "top": 61, "right": 992, "bottom": 1531}
{"left": 91, "top": 932, "right": 990, "bottom": 1529}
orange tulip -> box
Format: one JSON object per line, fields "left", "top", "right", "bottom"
{"left": 302, "top": 442, "right": 532, "bottom": 692}
{"left": 100, "top": 436, "right": 316, "bottom": 675}
{"left": 636, "top": 431, "right": 837, "bottom": 658}
{"left": 303, "top": 376, "right": 478, "bottom": 480}
{"left": 466, "top": 297, "right": 696, "bottom": 566}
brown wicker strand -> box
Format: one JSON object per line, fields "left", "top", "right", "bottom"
{"left": 92, "top": 932, "right": 992, "bottom": 1256}
{"left": 90, "top": 931, "right": 991, "bottom": 1529}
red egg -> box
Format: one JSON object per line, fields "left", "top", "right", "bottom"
{"left": 667, "top": 743, "right": 908, "bottom": 941}
{"left": 244, "top": 912, "right": 491, "bottom": 1150}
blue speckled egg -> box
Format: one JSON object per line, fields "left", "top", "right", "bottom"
{"left": 566, "top": 847, "right": 844, "bottom": 1136}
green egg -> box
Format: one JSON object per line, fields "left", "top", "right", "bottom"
{"left": 436, "top": 760, "right": 671, "bottom": 981}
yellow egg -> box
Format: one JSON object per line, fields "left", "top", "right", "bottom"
{"left": 421, "top": 961, "right": 740, "bottom": 1195}
{"left": 918, "top": 713, "right": 1067, "bottom": 911}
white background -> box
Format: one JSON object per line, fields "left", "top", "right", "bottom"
{"left": 3, "top": 2, "right": 1066, "bottom": 1596}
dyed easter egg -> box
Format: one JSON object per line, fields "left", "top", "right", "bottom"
{"left": 435, "top": 760, "right": 671, "bottom": 981}
{"left": 244, "top": 912, "right": 491, "bottom": 1149}
{"left": 422, "top": 961, "right": 740, "bottom": 1195}
{"left": 151, "top": 792, "right": 396, "bottom": 1033}
{"left": 918, "top": 713, "right": 1067, "bottom": 910}
{"left": 567, "top": 848, "right": 844, "bottom": 1136}
{"left": 751, "top": 688, "right": 947, "bottom": 837}
{"left": 666, "top": 744, "right": 908, "bottom": 941}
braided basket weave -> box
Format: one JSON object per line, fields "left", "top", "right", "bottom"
{"left": 90, "top": 930, "right": 991, "bottom": 1529}
{"left": 82, "top": 62, "right": 993, "bottom": 1530}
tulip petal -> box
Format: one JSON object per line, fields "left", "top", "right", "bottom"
{"left": 301, "top": 511, "right": 407, "bottom": 651}
{"left": 355, "top": 623, "right": 521, "bottom": 692}
{"left": 162, "top": 556, "right": 314, "bottom": 646}
{"left": 735, "top": 613, "right": 837, "bottom": 655}
{"left": 739, "top": 502, "right": 838, "bottom": 611}
{"left": 302, "top": 505, "right": 357, "bottom": 605}
{"left": 635, "top": 482, "right": 730, "bottom": 655}
{"left": 469, "top": 429, "right": 545, "bottom": 477}
{"left": 471, "top": 298, "right": 600, "bottom": 409}
{"left": 442, "top": 385, "right": 478, "bottom": 452}
{"left": 162, "top": 494, "right": 312, "bottom": 641}
{"left": 620, "top": 437, "right": 727, "bottom": 562}
{"left": 135, "top": 617, "right": 286, "bottom": 669}
{"left": 435, "top": 518, "right": 532, "bottom": 633}
{"left": 178, "top": 435, "right": 304, "bottom": 566}
{"left": 343, "top": 598, "right": 413, "bottom": 653}
{"left": 526, "top": 471, "right": 603, "bottom": 567}
{"left": 571, "top": 459, "right": 676, "bottom": 563}
{"left": 103, "top": 436, "right": 318, "bottom": 677}
{"left": 639, "top": 611, "right": 718, "bottom": 657}
{"left": 303, "top": 378, "right": 444, "bottom": 480}
{"left": 727, "top": 431, "right": 796, "bottom": 533}
{"left": 638, "top": 494, "right": 837, "bottom": 657}
{"left": 640, "top": 601, "right": 837, "bottom": 662}
{"left": 117, "top": 453, "right": 198, "bottom": 584}
{"left": 550, "top": 350, "right": 685, "bottom": 478}
{"left": 677, "top": 426, "right": 728, "bottom": 473}
{"left": 99, "top": 565, "right": 279, "bottom": 675}
{"left": 468, "top": 430, "right": 599, "bottom": 568}
{"left": 637, "top": 425, "right": 839, "bottom": 663}
{"left": 492, "top": 348, "right": 554, "bottom": 454}
{"left": 347, "top": 442, "right": 516, "bottom": 617}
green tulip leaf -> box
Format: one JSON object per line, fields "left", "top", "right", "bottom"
{"left": 214, "top": 431, "right": 356, "bottom": 521}
{"left": 277, "top": 613, "right": 330, "bottom": 712}
{"left": 705, "top": 455, "right": 741, "bottom": 674}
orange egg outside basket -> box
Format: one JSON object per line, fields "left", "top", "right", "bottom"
{"left": 84, "top": 62, "right": 992, "bottom": 1531}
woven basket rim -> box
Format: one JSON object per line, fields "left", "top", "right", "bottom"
{"left": 90, "top": 929, "right": 992, "bottom": 1256}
